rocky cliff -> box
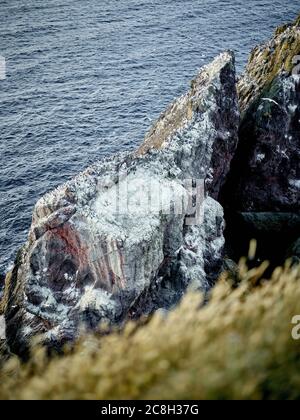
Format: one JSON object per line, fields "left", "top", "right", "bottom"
{"left": 2, "top": 15, "right": 300, "bottom": 356}
{"left": 223, "top": 15, "right": 300, "bottom": 212}
{"left": 238, "top": 14, "right": 300, "bottom": 113}
{"left": 220, "top": 15, "right": 300, "bottom": 264}
{"left": 4, "top": 52, "right": 239, "bottom": 355}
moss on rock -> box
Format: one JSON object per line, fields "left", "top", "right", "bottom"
{"left": 238, "top": 14, "right": 300, "bottom": 112}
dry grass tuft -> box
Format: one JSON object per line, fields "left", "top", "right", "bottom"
{"left": 0, "top": 253, "right": 300, "bottom": 400}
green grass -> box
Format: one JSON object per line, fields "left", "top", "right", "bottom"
{"left": 1, "top": 251, "right": 300, "bottom": 400}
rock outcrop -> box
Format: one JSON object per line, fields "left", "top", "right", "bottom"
{"left": 220, "top": 15, "right": 300, "bottom": 266}
{"left": 222, "top": 16, "right": 300, "bottom": 212}
{"left": 4, "top": 52, "right": 239, "bottom": 354}
{"left": 238, "top": 14, "right": 300, "bottom": 114}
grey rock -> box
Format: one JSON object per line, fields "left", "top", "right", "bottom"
{"left": 5, "top": 52, "right": 239, "bottom": 355}
{"left": 223, "top": 73, "right": 300, "bottom": 212}
{"left": 222, "top": 18, "right": 300, "bottom": 212}
{"left": 128, "top": 197, "right": 225, "bottom": 318}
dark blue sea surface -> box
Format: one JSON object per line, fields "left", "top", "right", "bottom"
{"left": 0, "top": 0, "right": 299, "bottom": 274}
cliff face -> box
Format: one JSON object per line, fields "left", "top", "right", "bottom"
{"left": 238, "top": 14, "right": 300, "bottom": 113}
{"left": 4, "top": 52, "right": 239, "bottom": 354}
{"left": 218, "top": 16, "right": 300, "bottom": 266}
{"left": 222, "top": 16, "right": 300, "bottom": 213}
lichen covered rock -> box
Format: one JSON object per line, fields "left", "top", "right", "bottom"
{"left": 222, "top": 17, "right": 300, "bottom": 213}
{"left": 4, "top": 52, "right": 239, "bottom": 354}
{"left": 238, "top": 14, "right": 300, "bottom": 113}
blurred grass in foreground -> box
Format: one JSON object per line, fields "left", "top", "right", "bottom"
{"left": 0, "top": 249, "right": 300, "bottom": 400}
